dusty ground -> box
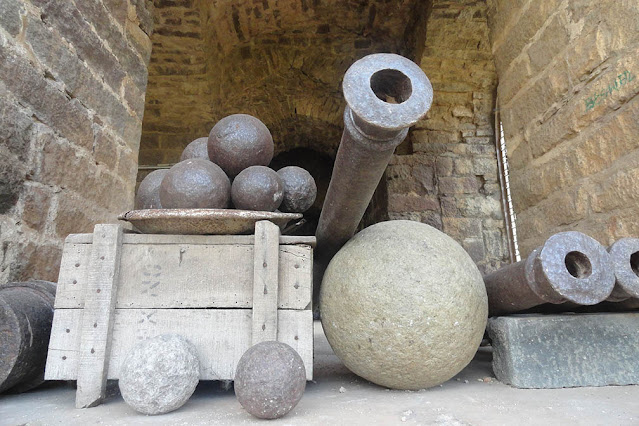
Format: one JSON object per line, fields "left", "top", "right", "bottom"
{"left": 1, "top": 322, "right": 638, "bottom": 425}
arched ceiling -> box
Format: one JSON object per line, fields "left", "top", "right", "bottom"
{"left": 141, "top": 0, "right": 430, "bottom": 164}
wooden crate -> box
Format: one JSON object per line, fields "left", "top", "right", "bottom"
{"left": 45, "top": 221, "right": 314, "bottom": 408}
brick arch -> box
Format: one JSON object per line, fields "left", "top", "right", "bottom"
{"left": 139, "top": 0, "right": 430, "bottom": 165}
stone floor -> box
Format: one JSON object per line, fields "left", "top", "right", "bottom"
{"left": 1, "top": 322, "right": 638, "bottom": 425}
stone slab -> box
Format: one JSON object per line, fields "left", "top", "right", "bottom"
{"left": 488, "top": 313, "right": 639, "bottom": 388}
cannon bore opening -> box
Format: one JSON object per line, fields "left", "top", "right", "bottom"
{"left": 630, "top": 251, "right": 639, "bottom": 277}
{"left": 564, "top": 251, "right": 593, "bottom": 279}
{"left": 370, "top": 69, "right": 412, "bottom": 104}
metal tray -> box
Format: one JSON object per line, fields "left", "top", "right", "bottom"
{"left": 118, "top": 209, "right": 302, "bottom": 235}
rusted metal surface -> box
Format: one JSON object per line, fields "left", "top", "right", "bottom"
{"left": 277, "top": 166, "right": 317, "bottom": 213}
{"left": 159, "top": 158, "right": 231, "bottom": 209}
{"left": 484, "top": 232, "right": 615, "bottom": 316}
{"left": 118, "top": 209, "right": 301, "bottom": 235}
{"left": 234, "top": 341, "right": 306, "bottom": 419}
{"left": 0, "top": 281, "right": 56, "bottom": 393}
{"left": 208, "top": 114, "right": 274, "bottom": 177}
{"left": 607, "top": 238, "right": 639, "bottom": 302}
{"left": 179, "top": 137, "right": 210, "bottom": 162}
{"left": 231, "top": 166, "right": 283, "bottom": 212}
{"left": 314, "top": 54, "right": 433, "bottom": 291}
{"left": 135, "top": 169, "right": 168, "bottom": 210}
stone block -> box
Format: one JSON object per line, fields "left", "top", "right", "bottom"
{"left": 0, "top": 0, "right": 23, "bottom": 36}
{"left": 0, "top": 36, "right": 94, "bottom": 149}
{"left": 0, "top": 91, "right": 33, "bottom": 160}
{"left": 442, "top": 217, "right": 483, "bottom": 240}
{"left": 21, "top": 184, "right": 51, "bottom": 232}
{"left": 438, "top": 176, "right": 480, "bottom": 195}
{"left": 488, "top": 313, "right": 639, "bottom": 388}
{"left": 388, "top": 194, "right": 439, "bottom": 213}
{"left": 30, "top": 1, "right": 126, "bottom": 92}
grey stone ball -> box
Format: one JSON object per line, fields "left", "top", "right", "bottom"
{"left": 208, "top": 114, "right": 274, "bottom": 177}
{"left": 160, "top": 158, "right": 231, "bottom": 209}
{"left": 235, "top": 341, "right": 306, "bottom": 419}
{"left": 119, "top": 334, "right": 200, "bottom": 415}
{"left": 320, "top": 220, "right": 488, "bottom": 390}
{"left": 180, "top": 137, "right": 209, "bottom": 162}
{"left": 277, "top": 166, "right": 317, "bottom": 213}
{"left": 231, "top": 166, "right": 283, "bottom": 212}
{"left": 135, "top": 169, "right": 168, "bottom": 209}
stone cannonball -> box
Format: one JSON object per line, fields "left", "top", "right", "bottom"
{"left": 208, "top": 114, "right": 274, "bottom": 177}
{"left": 320, "top": 220, "right": 488, "bottom": 390}
{"left": 135, "top": 169, "right": 168, "bottom": 209}
{"left": 231, "top": 166, "right": 283, "bottom": 212}
{"left": 180, "top": 137, "right": 210, "bottom": 162}
{"left": 276, "top": 166, "right": 317, "bottom": 213}
{"left": 119, "top": 334, "right": 200, "bottom": 415}
{"left": 235, "top": 341, "right": 306, "bottom": 419}
{"left": 159, "top": 158, "right": 231, "bottom": 209}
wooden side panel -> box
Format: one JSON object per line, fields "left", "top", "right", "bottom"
{"left": 45, "top": 309, "right": 313, "bottom": 380}
{"left": 55, "top": 244, "right": 311, "bottom": 310}
{"left": 55, "top": 243, "right": 92, "bottom": 309}
{"left": 65, "top": 233, "right": 316, "bottom": 247}
{"left": 251, "top": 221, "right": 280, "bottom": 345}
{"left": 75, "top": 224, "right": 124, "bottom": 408}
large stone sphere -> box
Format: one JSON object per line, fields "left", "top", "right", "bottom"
{"left": 231, "top": 166, "right": 283, "bottom": 212}
{"left": 135, "top": 169, "right": 168, "bottom": 209}
{"left": 119, "top": 334, "right": 200, "bottom": 415}
{"left": 160, "top": 158, "right": 230, "bottom": 209}
{"left": 235, "top": 341, "right": 306, "bottom": 419}
{"left": 277, "top": 166, "right": 317, "bottom": 213}
{"left": 320, "top": 220, "right": 487, "bottom": 390}
{"left": 180, "top": 137, "right": 209, "bottom": 162}
{"left": 208, "top": 114, "right": 274, "bottom": 177}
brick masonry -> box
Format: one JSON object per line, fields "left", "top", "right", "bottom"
{"left": 385, "top": 0, "right": 509, "bottom": 273}
{"left": 139, "top": 0, "right": 508, "bottom": 273}
{"left": 0, "top": 0, "right": 153, "bottom": 283}
{"left": 486, "top": 0, "right": 639, "bottom": 255}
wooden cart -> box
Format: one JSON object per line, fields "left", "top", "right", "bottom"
{"left": 45, "top": 221, "right": 314, "bottom": 408}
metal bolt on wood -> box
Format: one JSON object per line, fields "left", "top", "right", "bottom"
{"left": 484, "top": 231, "right": 615, "bottom": 316}
{"left": 314, "top": 54, "right": 433, "bottom": 302}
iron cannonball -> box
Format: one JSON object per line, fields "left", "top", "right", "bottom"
{"left": 159, "top": 158, "right": 230, "bottom": 209}
{"left": 118, "top": 334, "right": 200, "bottom": 415}
{"left": 207, "top": 114, "right": 274, "bottom": 177}
{"left": 276, "top": 166, "right": 317, "bottom": 213}
{"left": 234, "top": 341, "right": 306, "bottom": 419}
{"left": 135, "top": 169, "right": 168, "bottom": 209}
{"left": 320, "top": 220, "right": 488, "bottom": 390}
{"left": 180, "top": 137, "right": 210, "bottom": 162}
{"left": 231, "top": 166, "right": 283, "bottom": 212}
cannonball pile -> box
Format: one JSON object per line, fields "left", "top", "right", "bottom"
{"left": 135, "top": 114, "right": 316, "bottom": 213}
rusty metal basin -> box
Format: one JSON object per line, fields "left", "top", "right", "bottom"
{"left": 118, "top": 209, "right": 302, "bottom": 235}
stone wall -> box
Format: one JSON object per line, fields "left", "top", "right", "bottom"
{"left": 139, "top": 0, "right": 508, "bottom": 272}
{"left": 386, "top": 0, "right": 508, "bottom": 273}
{"left": 486, "top": 0, "right": 639, "bottom": 254}
{"left": 0, "top": 0, "right": 153, "bottom": 283}
{"left": 139, "top": 0, "right": 429, "bottom": 165}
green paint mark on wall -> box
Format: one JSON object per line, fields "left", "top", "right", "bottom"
{"left": 585, "top": 70, "right": 635, "bottom": 111}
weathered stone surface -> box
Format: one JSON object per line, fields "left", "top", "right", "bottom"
{"left": 488, "top": 313, "right": 639, "bottom": 388}
{"left": 321, "top": 220, "right": 488, "bottom": 390}
{"left": 0, "top": 0, "right": 23, "bottom": 37}
{"left": 160, "top": 158, "right": 231, "bottom": 209}
{"left": 235, "top": 341, "right": 306, "bottom": 420}
{"left": 276, "top": 166, "right": 317, "bottom": 213}
{"left": 231, "top": 166, "right": 283, "bottom": 212}
{"left": 119, "top": 334, "right": 200, "bottom": 415}
{"left": 135, "top": 169, "right": 168, "bottom": 209}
